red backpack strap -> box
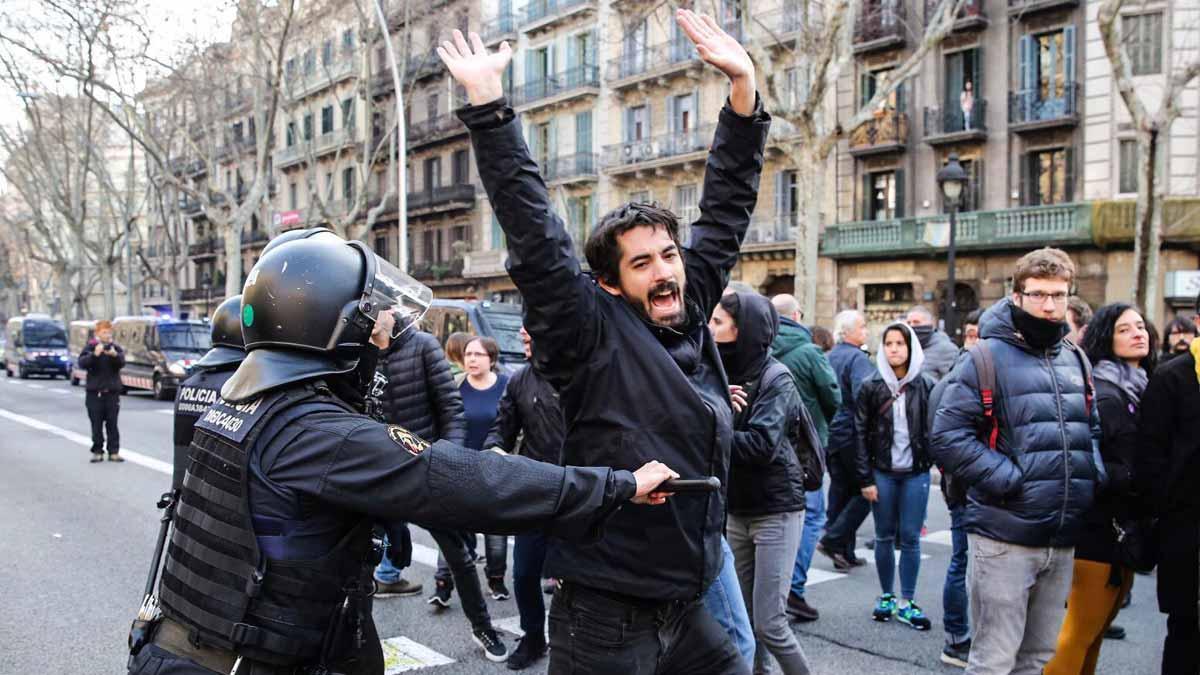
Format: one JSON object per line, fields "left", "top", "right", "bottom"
{"left": 968, "top": 340, "right": 999, "bottom": 449}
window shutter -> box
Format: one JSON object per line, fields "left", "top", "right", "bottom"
{"left": 623, "top": 107, "right": 633, "bottom": 142}
{"left": 862, "top": 172, "right": 873, "bottom": 219}
{"left": 567, "top": 36, "right": 578, "bottom": 78}
{"left": 1019, "top": 152, "right": 1031, "bottom": 206}
{"left": 896, "top": 81, "right": 907, "bottom": 114}
{"left": 860, "top": 72, "right": 871, "bottom": 109}
{"left": 973, "top": 47, "right": 983, "bottom": 90}
{"left": 1063, "top": 26, "right": 1076, "bottom": 109}
{"left": 549, "top": 119, "right": 558, "bottom": 161}
{"left": 666, "top": 96, "right": 675, "bottom": 136}
{"left": 692, "top": 91, "right": 700, "bottom": 125}
{"left": 894, "top": 169, "right": 905, "bottom": 218}
{"left": 1018, "top": 35, "right": 1032, "bottom": 95}
{"left": 775, "top": 172, "right": 786, "bottom": 225}
{"left": 587, "top": 29, "right": 598, "bottom": 67}
{"left": 576, "top": 111, "right": 592, "bottom": 155}
{"left": 1064, "top": 146, "right": 1075, "bottom": 202}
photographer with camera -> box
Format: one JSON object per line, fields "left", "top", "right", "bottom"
{"left": 79, "top": 319, "right": 126, "bottom": 463}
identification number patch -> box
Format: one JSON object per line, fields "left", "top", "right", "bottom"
{"left": 388, "top": 426, "right": 430, "bottom": 456}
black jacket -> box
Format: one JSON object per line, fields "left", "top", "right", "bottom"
{"left": 826, "top": 342, "right": 877, "bottom": 459}
{"left": 78, "top": 339, "right": 125, "bottom": 392}
{"left": 931, "top": 298, "right": 1104, "bottom": 548}
{"left": 461, "top": 95, "right": 769, "bottom": 600}
{"left": 1074, "top": 374, "right": 1140, "bottom": 564}
{"left": 1136, "top": 348, "right": 1200, "bottom": 615}
{"left": 723, "top": 293, "right": 806, "bottom": 517}
{"left": 484, "top": 363, "right": 565, "bottom": 465}
{"left": 172, "top": 365, "right": 237, "bottom": 489}
{"left": 854, "top": 375, "right": 934, "bottom": 485}
{"left": 378, "top": 329, "right": 466, "bottom": 444}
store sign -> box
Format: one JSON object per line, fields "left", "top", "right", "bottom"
{"left": 1165, "top": 270, "right": 1200, "bottom": 300}
{"left": 275, "top": 210, "right": 302, "bottom": 227}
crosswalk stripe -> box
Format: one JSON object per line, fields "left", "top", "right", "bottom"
{"left": 380, "top": 636, "right": 455, "bottom": 672}
{"left": 922, "top": 529, "right": 954, "bottom": 546}
{"left": 0, "top": 408, "right": 173, "bottom": 474}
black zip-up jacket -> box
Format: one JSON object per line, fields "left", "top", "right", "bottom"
{"left": 1074, "top": 376, "right": 1139, "bottom": 564}
{"left": 78, "top": 339, "right": 125, "bottom": 392}
{"left": 378, "top": 329, "right": 466, "bottom": 444}
{"left": 484, "top": 363, "right": 565, "bottom": 465}
{"left": 459, "top": 95, "right": 769, "bottom": 600}
{"left": 854, "top": 373, "right": 934, "bottom": 485}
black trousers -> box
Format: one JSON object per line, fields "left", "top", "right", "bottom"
{"left": 428, "top": 528, "right": 494, "bottom": 632}
{"left": 513, "top": 532, "right": 548, "bottom": 643}
{"left": 85, "top": 390, "right": 120, "bottom": 455}
{"left": 547, "top": 583, "right": 748, "bottom": 675}
{"left": 1163, "top": 612, "right": 1200, "bottom": 675}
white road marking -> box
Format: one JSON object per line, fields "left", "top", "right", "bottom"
{"left": 855, "top": 547, "right": 933, "bottom": 562}
{"left": 411, "top": 543, "right": 439, "bottom": 568}
{"left": 921, "top": 529, "right": 954, "bottom": 546}
{"left": 0, "top": 408, "right": 173, "bottom": 474}
{"left": 25, "top": 384, "right": 44, "bottom": 389}
{"left": 155, "top": 409, "right": 175, "bottom": 415}
{"left": 380, "top": 636, "right": 455, "bottom": 672}
{"left": 804, "top": 567, "right": 847, "bottom": 587}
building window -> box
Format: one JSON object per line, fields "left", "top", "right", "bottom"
{"left": 674, "top": 183, "right": 699, "bottom": 234}
{"left": 342, "top": 29, "right": 355, "bottom": 54}
{"left": 567, "top": 194, "right": 594, "bottom": 241}
{"left": 303, "top": 49, "right": 315, "bottom": 75}
{"left": 630, "top": 190, "right": 650, "bottom": 203}
{"left": 424, "top": 156, "right": 442, "bottom": 190}
{"left": 1119, "top": 139, "right": 1140, "bottom": 194}
{"left": 1125, "top": 12, "right": 1163, "bottom": 75}
{"left": 288, "top": 182, "right": 297, "bottom": 210}
{"left": 341, "top": 98, "right": 355, "bottom": 129}
{"left": 623, "top": 19, "right": 648, "bottom": 74}
{"left": 321, "top": 106, "right": 334, "bottom": 134}
{"left": 303, "top": 114, "right": 313, "bottom": 141}
{"left": 427, "top": 94, "right": 439, "bottom": 121}
{"left": 944, "top": 48, "right": 981, "bottom": 130}
{"left": 864, "top": 169, "right": 904, "bottom": 220}
{"left": 452, "top": 149, "right": 470, "bottom": 185}
{"left": 492, "top": 213, "right": 505, "bottom": 250}
{"left": 286, "top": 122, "right": 296, "bottom": 147}
{"left": 670, "top": 92, "right": 697, "bottom": 135}
{"left": 530, "top": 122, "right": 552, "bottom": 170}
{"left": 374, "top": 233, "right": 388, "bottom": 260}
{"left": 775, "top": 170, "right": 799, "bottom": 229}
{"left": 1022, "top": 147, "right": 1074, "bottom": 205}
{"left": 324, "top": 172, "right": 334, "bottom": 198}
{"left": 1016, "top": 27, "right": 1076, "bottom": 117}
{"left": 232, "top": 122, "right": 244, "bottom": 142}
{"left": 322, "top": 39, "right": 334, "bottom": 67}
{"left": 342, "top": 168, "right": 355, "bottom": 201}
{"left": 285, "top": 58, "right": 296, "bottom": 80}
{"left": 860, "top": 67, "right": 904, "bottom": 111}
{"left": 625, "top": 105, "right": 649, "bottom": 142}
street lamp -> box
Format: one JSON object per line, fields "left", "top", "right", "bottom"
{"left": 200, "top": 271, "right": 213, "bottom": 321}
{"left": 936, "top": 153, "right": 967, "bottom": 344}
{"left": 370, "top": 0, "right": 408, "bottom": 273}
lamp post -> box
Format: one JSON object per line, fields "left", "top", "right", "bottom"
{"left": 371, "top": 0, "right": 408, "bottom": 272}
{"left": 936, "top": 153, "right": 967, "bottom": 344}
{"left": 201, "top": 271, "right": 213, "bottom": 321}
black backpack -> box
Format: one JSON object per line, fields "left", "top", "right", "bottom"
{"left": 746, "top": 361, "right": 827, "bottom": 492}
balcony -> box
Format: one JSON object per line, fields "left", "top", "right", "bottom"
{"left": 743, "top": 214, "right": 798, "bottom": 250}
{"left": 512, "top": 65, "right": 600, "bottom": 111}
{"left": 925, "top": 0, "right": 987, "bottom": 32}
{"left": 408, "top": 113, "right": 467, "bottom": 148}
{"left": 286, "top": 57, "right": 357, "bottom": 100}
{"left": 1008, "top": 83, "right": 1079, "bottom": 133}
{"left": 607, "top": 20, "right": 743, "bottom": 91}
{"left": 275, "top": 128, "right": 361, "bottom": 169}
{"left": 1091, "top": 198, "right": 1200, "bottom": 247}
{"left": 745, "top": 6, "right": 809, "bottom": 45}
{"left": 412, "top": 258, "right": 466, "bottom": 282}
{"left": 182, "top": 196, "right": 205, "bottom": 217}
{"left": 223, "top": 93, "right": 250, "bottom": 115}
{"left": 602, "top": 124, "right": 716, "bottom": 176}
{"left": 543, "top": 152, "right": 599, "bottom": 184}
{"left": 521, "top": 0, "right": 597, "bottom": 34}
{"left": 821, "top": 203, "right": 1091, "bottom": 258}
{"left": 849, "top": 110, "right": 909, "bottom": 157}
{"left": 407, "top": 184, "right": 476, "bottom": 216}
{"left": 853, "top": 3, "right": 906, "bottom": 54}
{"left": 1009, "top": 0, "right": 1079, "bottom": 18}
{"left": 923, "top": 101, "right": 987, "bottom": 145}
{"left": 188, "top": 237, "right": 221, "bottom": 258}
{"left": 481, "top": 13, "right": 518, "bottom": 45}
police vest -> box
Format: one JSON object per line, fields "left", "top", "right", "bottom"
{"left": 171, "top": 367, "right": 236, "bottom": 490}
{"left": 158, "top": 384, "right": 375, "bottom": 667}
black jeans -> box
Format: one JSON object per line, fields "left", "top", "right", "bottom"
{"left": 513, "top": 532, "right": 548, "bottom": 644}
{"left": 428, "top": 528, "right": 494, "bottom": 632}
{"left": 381, "top": 521, "right": 413, "bottom": 569}
{"left": 822, "top": 452, "right": 869, "bottom": 557}
{"left": 1163, "top": 612, "right": 1199, "bottom": 675}
{"left": 85, "top": 390, "right": 120, "bottom": 455}
{"left": 548, "top": 583, "right": 748, "bottom": 675}
{"left": 437, "top": 532, "right": 508, "bottom": 582}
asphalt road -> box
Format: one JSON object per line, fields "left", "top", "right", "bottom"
{"left": 0, "top": 374, "right": 1166, "bottom": 674}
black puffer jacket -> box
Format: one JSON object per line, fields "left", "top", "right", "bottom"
{"left": 78, "top": 339, "right": 125, "bottom": 392}
{"left": 722, "top": 292, "right": 806, "bottom": 517}
{"left": 484, "top": 362, "right": 565, "bottom": 465}
{"left": 931, "top": 298, "right": 1104, "bottom": 548}
{"left": 855, "top": 323, "right": 934, "bottom": 485}
{"left": 378, "top": 329, "right": 466, "bottom": 444}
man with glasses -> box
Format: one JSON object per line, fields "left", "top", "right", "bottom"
{"left": 931, "top": 247, "right": 1103, "bottom": 675}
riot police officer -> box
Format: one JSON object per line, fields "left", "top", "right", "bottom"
{"left": 128, "top": 230, "right": 678, "bottom": 674}
{"left": 170, "top": 295, "right": 246, "bottom": 489}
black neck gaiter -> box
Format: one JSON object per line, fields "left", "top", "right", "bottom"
{"left": 1010, "top": 304, "right": 1069, "bottom": 351}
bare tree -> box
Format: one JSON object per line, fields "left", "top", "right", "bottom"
{"left": 1098, "top": 0, "right": 1200, "bottom": 323}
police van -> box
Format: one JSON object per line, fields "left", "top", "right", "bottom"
{"left": 112, "top": 316, "right": 211, "bottom": 399}
{"left": 4, "top": 314, "right": 71, "bottom": 379}
{"left": 68, "top": 320, "right": 97, "bottom": 386}
{"left": 421, "top": 300, "right": 524, "bottom": 373}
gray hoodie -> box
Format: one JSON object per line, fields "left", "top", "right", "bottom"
{"left": 875, "top": 322, "right": 926, "bottom": 471}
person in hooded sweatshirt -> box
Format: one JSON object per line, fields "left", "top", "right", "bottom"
{"left": 854, "top": 322, "right": 935, "bottom": 631}
{"left": 907, "top": 305, "right": 958, "bottom": 382}
{"left": 710, "top": 292, "right": 813, "bottom": 675}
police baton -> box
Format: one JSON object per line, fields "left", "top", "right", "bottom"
{"left": 128, "top": 490, "right": 178, "bottom": 661}
{"left": 659, "top": 477, "right": 721, "bottom": 493}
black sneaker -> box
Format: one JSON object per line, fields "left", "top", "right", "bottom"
{"left": 1104, "top": 624, "right": 1126, "bottom": 640}
{"left": 472, "top": 627, "right": 509, "bottom": 662}
{"left": 816, "top": 542, "right": 852, "bottom": 571}
{"left": 940, "top": 639, "right": 971, "bottom": 668}
{"left": 375, "top": 578, "right": 423, "bottom": 597}
{"left": 846, "top": 553, "right": 868, "bottom": 567}
{"left": 488, "top": 577, "right": 511, "bottom": 601}
{"left": 426, "top": 580, "right": 452, "bottom": 609}
{"left": 786, "top": 592, "right": 819, "bottom": 622}
{"left": 505, "top": 636, "right": 546, "bottom": 670}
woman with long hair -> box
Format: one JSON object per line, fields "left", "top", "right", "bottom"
{"left": 1045, "top": 302, "right": 1156, "bottom": 675}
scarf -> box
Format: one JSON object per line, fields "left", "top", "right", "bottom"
{"left": 1092, "top": 359, "right": 1148, "bottom": 407}
{"left": 1010, "top": 304, "right": 1069, "bottom": 350}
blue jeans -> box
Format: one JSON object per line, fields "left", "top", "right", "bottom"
{"left": 870, "top": 469, "right": 930, "bottom": 601}
{"left": 790, "top": 488, "right": 826, "bottom": 598}
{"left": 703, "top": 537, "right": 755, "bottom": 669}
{"left": 374, "top": 522, "right": 413, "bottom": 583}
{"left": 943, "top": 504, "right": 970, "bottom": 644}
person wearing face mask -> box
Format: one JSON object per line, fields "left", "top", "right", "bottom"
{"left": 1045, "top": 303, "right": 1156, "bottom": 675}
{"left": 854, "top": 322, "right": 934, "bottom": 631}
{"left": 710, "top": 292, "right": 813, "bottom": 675}
{"left": 905, "top": 305, "right": 957, "bottom": 383}
{"left": 931, "top": 247, "right": 1104, "bottom": 675}
{"left": 126, "top": 230, "right": 681, "bottom": 675}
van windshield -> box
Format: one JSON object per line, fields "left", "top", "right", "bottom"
{"left": 481, "top": 309, "right": 523, "bottom": 357}
{"left": 159, "top": 324, "right": 212, "bottom": 352}
{"left": 24, "top": 322, "right": 67, "bottom": 348}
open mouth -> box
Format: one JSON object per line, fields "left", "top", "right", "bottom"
{"left": 650, "top": 289, "right": 679, "bottom": 314}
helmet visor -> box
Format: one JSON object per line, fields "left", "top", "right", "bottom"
{"left": 360, "top": 252, "right": 433, "bottom": 339}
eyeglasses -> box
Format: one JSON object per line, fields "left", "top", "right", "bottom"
{"left": 1019, "top": 291, "right": 1069, "bottom": 305}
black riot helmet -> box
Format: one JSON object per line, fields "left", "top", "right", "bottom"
{"left": 194, "top": 294, "right": 246, "bottom": 369}
{"left": 220, "top": 232, "right": 432, "bottom": 402}
{"left": 260, "top": 226, "right": 341, "bottom": 255}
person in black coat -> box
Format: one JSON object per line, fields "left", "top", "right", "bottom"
{"left": 1136, "top": 295, "right": 1200, "bottom": 675}
{"left": 710, "top": 291, "right": 812, "bottom": 675}
{"left": 79, "top": 319, "right": 125, "bottom": 462}
{"left": 440, "top": 12, "right": 767, "bottom": 673}
{"left": 854, "top": 322, "right": 934, "bottom": 630}
{"left": 1045, "top": 303, "right": 1155, "bottom": 675}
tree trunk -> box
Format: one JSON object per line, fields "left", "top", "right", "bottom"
{"left": 55, "top": 264, "right": 73, "bottom": 320}
{"left": 793, "top": 142, "right": 823, "bottom": 318}
{"left": 223, "top": 223, "right": 244, "bottom": 298}
{"left": 1133, "top": 127, "right": 1162, "bottom": 323}
{"left": 100, "top": 259, "right": 117, "bottom": 319}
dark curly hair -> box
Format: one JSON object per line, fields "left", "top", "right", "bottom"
{"left": 1080, "top": 302, "right": 1157, "bottom": 375}
{"left": 584, "top": 202, "right": 682, "bottom": 286}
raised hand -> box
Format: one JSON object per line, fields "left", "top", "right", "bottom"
{"left": 675, "top": 9, "right": 756, "bottom": 115}
{"left": 436, "top": 30, "right": 513, "bottom": 106}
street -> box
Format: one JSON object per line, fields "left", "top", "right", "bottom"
{"left": 0, "top": 375, "right": 1165, "bottom": 674}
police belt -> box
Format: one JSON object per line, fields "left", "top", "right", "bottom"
{"left": 153, "top": 617, "right": 311, "bottom": 675}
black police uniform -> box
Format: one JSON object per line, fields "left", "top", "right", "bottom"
{"left": 129, "top": 232, "right": 643, "bottom": 675}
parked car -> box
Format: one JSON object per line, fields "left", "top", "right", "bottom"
{"left": 420, "top": 300, "right": 525, "bottom": 373}
{"left": 4, "top": 314, "right": 71, "bottom": 379}
{"left": 111, "top": 316, "right": 211, "bottom": 400}
{"left": 68, "top": 320, "right": 97, "bottom": 386}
